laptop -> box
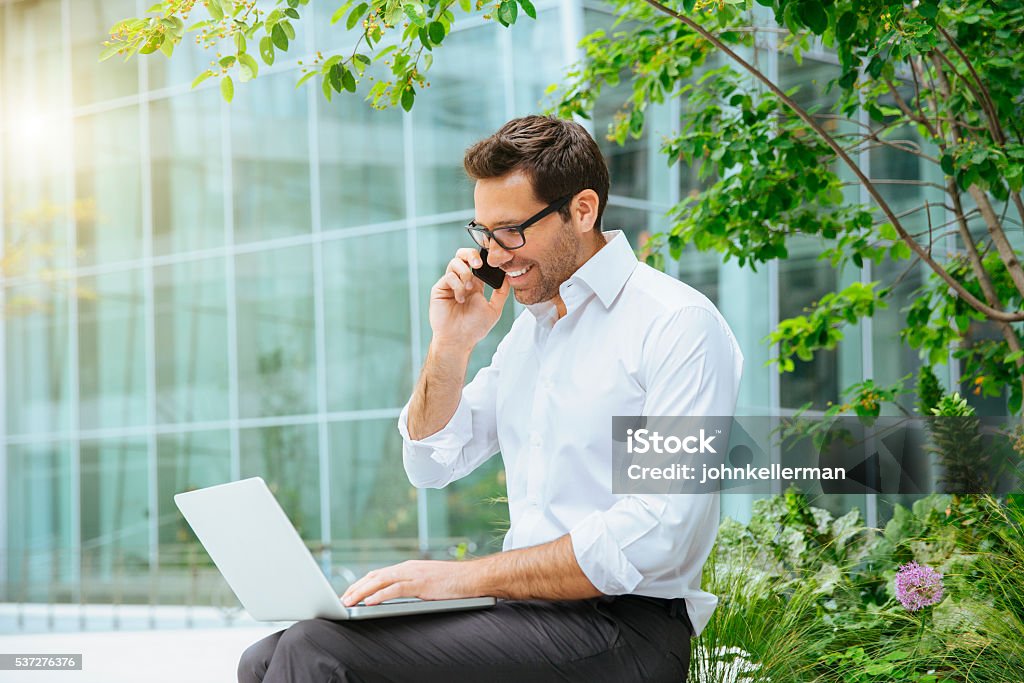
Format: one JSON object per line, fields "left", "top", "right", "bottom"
{"left": 174, "top": 477, "right": 496, "bottom": 621}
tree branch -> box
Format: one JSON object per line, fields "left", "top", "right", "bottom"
{"left": 638, "top": 0, "right": 1024, "bottom": 322}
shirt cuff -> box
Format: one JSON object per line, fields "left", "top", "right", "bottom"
{"left": 569, "top": 510, "right": 646, "bottom": 595}
{"left": 397, "top": 397, "right": 474, "bottom": 468}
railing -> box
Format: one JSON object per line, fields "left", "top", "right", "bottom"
{"left": 0, "top": 537, "right": 477, "bottom": 634}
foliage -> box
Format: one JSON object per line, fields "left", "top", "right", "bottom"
{"left": 549, "top": 0, "right": 1024, "bottom": 414}
{"left": 104, "top": 0, "right": 1024, "bottom": 412}
{"left": 102, "top": 0, "right": 538, "bottom": 110}
{"left": 704, "top": 490, "right": 1024, "bottom": 682}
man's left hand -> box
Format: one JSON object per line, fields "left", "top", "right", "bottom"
{"left": 341, "top": 560, "right": 479, "bottom": 607}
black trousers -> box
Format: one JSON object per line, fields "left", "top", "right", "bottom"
{"left": 238, "top": 595, "right": 692, "bottom": 683}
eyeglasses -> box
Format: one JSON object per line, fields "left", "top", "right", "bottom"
{"left": 466, "top": 194, "right": 573, "bottom": 251}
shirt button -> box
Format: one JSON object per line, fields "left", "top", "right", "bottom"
{"left": 529, "top": 433, "right": 542, "bottom": 448}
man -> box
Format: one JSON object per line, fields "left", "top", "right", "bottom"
{"left": 238, "top": 115, "right": 743, "bottom": 682}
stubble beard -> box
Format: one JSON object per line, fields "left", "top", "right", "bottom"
{"left": 512, "top": 221, "right": 582, "bottom": 306}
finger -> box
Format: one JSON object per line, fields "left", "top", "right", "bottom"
{"left": 362, "top": 581, "right": 416, "bottom": 606}
{"left": 456, "top": 248, "right": 483, "bottom": 269}
{"left": 488, "top": 277, "right": 512, "bottom": 308}
{"left": 342, "top": 574, "right": 392, "bottom": 607}
{"left": 447, "top": 256, "right": 474, "bottom": 283}
{"left": 443, "top": 272, "right": 467, "bottom": 303}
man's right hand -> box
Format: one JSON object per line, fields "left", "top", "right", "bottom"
{"left": 429, "top": 248, "right": 511, "bottom": 350}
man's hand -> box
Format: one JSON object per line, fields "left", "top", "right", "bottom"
{"left": 340, "top": 560, "right": 479, "bottom": 607}
{"left": 340, "top": 535, "right": 601, "bottom": 607}
{"left": 429, "top": 247, "right": 511, "bottom": 350}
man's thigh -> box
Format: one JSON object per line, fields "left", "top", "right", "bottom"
{"left": 255, "top": 597, "right": 689, "bottom": 683}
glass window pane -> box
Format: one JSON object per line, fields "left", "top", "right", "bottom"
{"left": 80, "top": 438, "right": 151, "bottom": 583}
{"left": 78, "top": 269, "right": 148, "bottom": 430}
{"left": 240, "top": 425, "right": 320, "bottom": 539}
{"left": 74, "top": 106, "right": 143, "bottom": 266}
{"left": 154, "top": 257, "right": 230, "bottom": 423}
{"left": 318, "top": 94, "right": 405, "bottom": 229}
{"left": 429, "top": 457, "right": 509, "bottom": 556}
{"left": 156, "top": 431, "right": 231, "bottom": 552}
{"left": 5, "top": 443, "right": 73, "bottom": 600}
{"left": 235, "top": 245, "right": 317, "bottom": 418}
{"left": 2, "top": 0, "right": 71, "bottom": 268}
{"left": 511, "top": 9, "right": 563, "bottom": 116}
{"left": 151, "top": 89, "right": 226, "bottom": 255}
{"left": 412, "top": 26, "right": 505, "bottom": 217}
{"left": 231, "top": 72, "right": 311, "bottom": 244}
{"left": 329, "top": 419, "right": 417, "bottom": 550}
{"left": 323, "top": 230, "right": 412, "bottom": 412}
{"left": 4, "top": 282, "right": 72, "bottom": 435}
{"left": 70, "top": 0, "right": 138, "bottom": 106}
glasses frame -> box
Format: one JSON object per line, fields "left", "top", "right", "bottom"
{"left": 465, "top": 194, "right": 573, "bottom": 251}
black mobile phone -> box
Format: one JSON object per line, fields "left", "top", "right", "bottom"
{"left": 471, "top": 248, "right": 506, "bottom": 289}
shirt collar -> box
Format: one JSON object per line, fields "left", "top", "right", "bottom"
{"left": 524, "top": 230, "right": 638, "bottom": 320}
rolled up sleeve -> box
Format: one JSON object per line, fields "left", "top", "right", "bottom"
{"left": 569, "top": 305, "right": 743, "bottom": 596}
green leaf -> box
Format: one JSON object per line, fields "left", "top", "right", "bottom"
{"left": 331, "top": 2, "right": 352, "bottom": 24}
{"left": 799, "top": 0, "right": 828, "bottom": 35}
{"left": 682, "top": 0, "right": 697, "bottom": 11}
{"left": 235, "top": 31, "right": 246, "bottom": 53}
{"left": 354, "top": 53, "right": 371, "bottom": 66}
{"left": 271, "top": 23, "right": 289, "bottom": 50}
{"left": 285, "top": 7, "right": 300, "bottom": 19}
{"left": 497, "top": 0, "right": 517, "bottom": 25}
{"left": 262, "top": 35, "right": 278, "bottom": 65}
{"left": 403, "top": 2, "right": 426, "bottom": 28}
{"left": 219, "top": 55, "right": 236, "bottom": 68}
{"left": 191, "top": 69, "right": 216, "bottom": 89}
{"left": 428, "top": 21, "right": 445, "bottom": 44}
{"left": 836, "top": 12, "right": 856, "bottom": 41}
{"left": 342, "top": 67, "right": 357, "bottom": 92}
{"left": 282, "top": 21, "right": 296, "bottom": 41}
{"left": 221, "top": 75, "right": 234, "bottom": 102}
{"left": 159, "top": 35, "right": 175, "bottom": 58}
{"left": 458, "top": 0, "right": 472, "bottom": 11}
{"left": 329, "top": 63, "right": 343, "bottom": 92}
{"left": 518, "top": 0, "right": 537, "bottom": 19}
{"left": 401, "top": 86, "right": 415, "bottom": 111}
{"left": 99, "top": 42, "right": 123, "bottom": 62}
{"left": 940, "top": 154, "right": 955, "bottom": 176}
{"left": 208, "top": 1, "right": 224, "bottom": 21}
{"left": 139, "top": 34, "right": 163, "bottom": 54}
{"left": 238, "top": 52, "right": 259, "bottom": 81}
{"left": 347, "top": 3, "right": 367, "bottom": 30}
{"left": 295, "top": 70, "right": 318, "bottom": 88}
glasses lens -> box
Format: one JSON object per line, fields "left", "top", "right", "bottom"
{"left": 493, "top": 228, "right": 525, "bottom": 250}
{"left": 468, "top": 228, "right": 489, "bottom": 248}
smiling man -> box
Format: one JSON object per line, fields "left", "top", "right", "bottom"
{"left": 238, "top": 115, "right": 743, "bottom": 682}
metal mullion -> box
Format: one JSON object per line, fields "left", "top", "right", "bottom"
{"left": 222, "top": 90, "right": 241, "bottom": 483}
{"left": 403, "top": 108, "right": 429, "bottom": 555}
{"left": 60, "top": 0, "right": 83, "bottom": 606}
{"left": 306, "top": 54, "right": 333, "bottom": 565}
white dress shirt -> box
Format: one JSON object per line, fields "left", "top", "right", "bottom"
{"left": 397, "top": 230, "right": 743, "bottom": 636}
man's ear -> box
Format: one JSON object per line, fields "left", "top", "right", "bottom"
{"left": 572, "top": 189, "right": 600, "bottom": 235}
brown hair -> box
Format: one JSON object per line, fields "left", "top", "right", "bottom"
{"left": 463, "top": 115, "right": 610, "bottom": 229}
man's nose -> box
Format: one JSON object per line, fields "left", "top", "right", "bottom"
{"left": 486, "top": 241, "right": 513, "bottom": 268}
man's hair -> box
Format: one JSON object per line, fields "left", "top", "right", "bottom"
{"left": 463, "top": 115, "right": 610, "bottom": 229}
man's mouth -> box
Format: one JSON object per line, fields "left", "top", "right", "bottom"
{"left": 505, "top": 265, "right": 533, "bottom": 281}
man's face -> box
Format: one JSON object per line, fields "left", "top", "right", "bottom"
{"left": 472, "top": 172, "right": 583, "bottom": 306}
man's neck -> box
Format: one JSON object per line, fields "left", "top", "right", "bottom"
{"left": 554, "top": 231, "right": 608, "bottom": 320}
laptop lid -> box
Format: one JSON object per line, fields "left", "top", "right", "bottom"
{"left": 174, "top": 477, "right": 350, "bottom": 621}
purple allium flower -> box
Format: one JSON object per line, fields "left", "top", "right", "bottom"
{"left": 894, "top": 561, "right": 944, "bottom": 611}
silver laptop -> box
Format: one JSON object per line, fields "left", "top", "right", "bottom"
{"left": 174, "top": 477, "right": 496, "bottom": 621}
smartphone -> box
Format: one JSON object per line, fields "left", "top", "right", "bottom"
{"left": 471, "top": 248, "right": 506, "bottom": 289}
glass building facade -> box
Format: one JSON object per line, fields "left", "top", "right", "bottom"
{"left": 1, "top": 0, "right": 954, "bottom": 625}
